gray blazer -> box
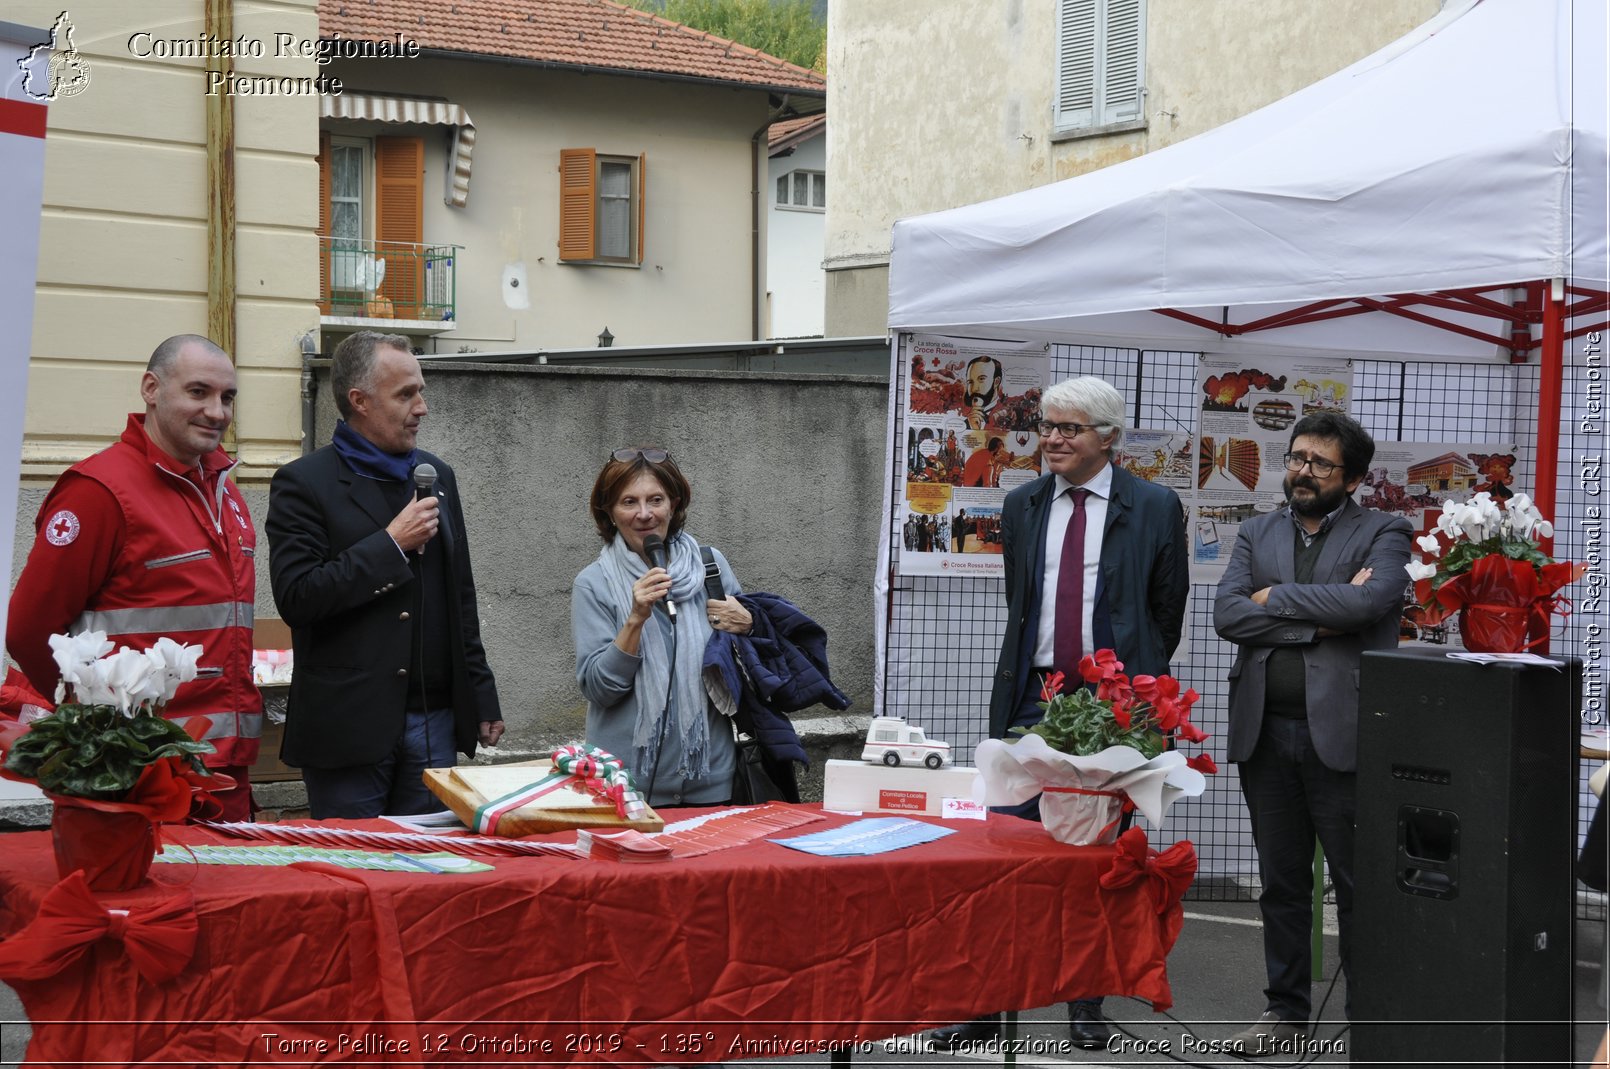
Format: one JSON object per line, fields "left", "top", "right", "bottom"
{"left": 1213, "top": 497, "right": 1412, "bottom": 772}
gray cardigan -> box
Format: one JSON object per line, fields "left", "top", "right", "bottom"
{"left": 571, "top": 546, "right": 740, "bottom": 807}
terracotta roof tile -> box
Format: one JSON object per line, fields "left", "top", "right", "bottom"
{"left": 320, "top": 0, "right": 826, "bottom": 94}
{"left": 768, "top": 113, "right": 825, "bottom": 151}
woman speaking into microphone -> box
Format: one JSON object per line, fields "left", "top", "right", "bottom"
{"left": 571, "top": 447, "right": 752, "bottom": 808}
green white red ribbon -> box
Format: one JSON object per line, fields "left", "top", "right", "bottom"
{"left": 472, "top": 745, "right": 645, "bottom": 835}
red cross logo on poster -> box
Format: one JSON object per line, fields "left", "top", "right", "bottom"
{"left": 44, "top": 509, "right": 80, "bottom": 547}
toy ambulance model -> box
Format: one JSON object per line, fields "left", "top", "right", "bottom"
{"left": 861, "top": 716, "right": 951, "bottom": 769}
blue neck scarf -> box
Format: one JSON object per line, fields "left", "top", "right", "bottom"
{"left": 332, "top": 420, "right": 416, "bottom": 482}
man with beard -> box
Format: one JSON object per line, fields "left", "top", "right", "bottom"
{"left": 963, "top": 355, "right": 1003, "bottom": 430}
{"left": 1213, "top": 411, "right": 1410, "bottom": 1055}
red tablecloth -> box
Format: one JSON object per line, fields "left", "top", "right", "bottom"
{"left": 0, "top": 808, "right": 1184, "bottom": 1066}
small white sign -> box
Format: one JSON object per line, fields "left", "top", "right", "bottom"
{"left": 941, "top": 797, "right": 987, "bottom": 820}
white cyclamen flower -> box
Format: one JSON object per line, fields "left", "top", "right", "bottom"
{"left": 146, "top": 637, "right": 203, "bottom": 705}
{"left": 1535, "top": 519, "right": 1554, "bottom": 539}
{"left": 101, "top": 647, "right": 158, "bottom": 715}
{"left": 1405, "top": 560, "right": 1438, "bottom": 582}
{"left": 75, "top": 656, "right": 120, "bottom": 708}
{"left": 1415, "top": 534, "right": 1442, "bottom": 556}
{"left": 47, "top": 631, "right": 115, "bottom": 704}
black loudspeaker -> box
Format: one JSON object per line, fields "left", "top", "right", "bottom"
{"left": 1352, "top": 649, "right": 1581, "bottom": 1069}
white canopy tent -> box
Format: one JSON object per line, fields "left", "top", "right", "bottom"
{"left": 890, "top": 0, "right": 1605, "bottom": 359}
{"left": 877, "top": 0, "right": 1607, "bottom": 724}
{"left": 888, "top": 0, "right": 1607, "bottom": 533}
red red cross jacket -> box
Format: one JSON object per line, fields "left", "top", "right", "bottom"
{"left": 6, "top": 414, "right": 261, "bottom": 767}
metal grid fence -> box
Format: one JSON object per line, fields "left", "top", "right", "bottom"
{"left": 882, "top": 338, "right": 1600, "bottom": 906}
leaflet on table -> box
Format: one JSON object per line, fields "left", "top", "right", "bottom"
{"left": 1356, "top": 440, "right": 1516, "bottom": 650}
{"left": 1189, "top": 355, "right": 1354, "bottom": 582}
{"left": 773, "top": 816, "right": 955, "bottom": 857}
{"left": 153, "top": 844, "right": 493, "bottom": 872}
{"left": 897, "top": 335, "right": 1048, "bottom": 578}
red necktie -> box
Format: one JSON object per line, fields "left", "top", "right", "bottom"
{"left": 1054, "top": 488, "right": 1089, "bottom": 673}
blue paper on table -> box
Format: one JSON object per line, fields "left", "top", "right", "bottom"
{"left": 772, "top": 816, "right": 955, "bottom": 857}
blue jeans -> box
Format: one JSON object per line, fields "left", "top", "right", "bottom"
{"left": 1237, "top": 713, "right": 1356, "bottom": 1022}
{"left": 302, "top": 707, "right": 457, "bottom": 819}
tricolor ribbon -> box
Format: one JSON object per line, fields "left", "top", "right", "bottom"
{"left": 472, "top": 745, "right": 646, "bottom": 834}
{"left": 0, "top": 871, "right": 198, "bottom": 983}
{"left": 552, "top": 744, "right": 647, "bottom": 821}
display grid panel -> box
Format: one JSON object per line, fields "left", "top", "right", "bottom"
{"left": 883, "top": 339, "right": 1601, "bottom": 912}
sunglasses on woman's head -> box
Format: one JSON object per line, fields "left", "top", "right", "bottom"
{"left": 612, "top": 447, "right": 669, "bottom": 463}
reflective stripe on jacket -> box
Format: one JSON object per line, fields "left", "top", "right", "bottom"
{"left": 65, "top": 415, "right": 262, "bottom": 766}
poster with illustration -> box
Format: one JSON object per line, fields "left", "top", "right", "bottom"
{"left": 1189, "top": 355, "right": 1353, "bottom": 581}
{"left": 1357, "top": 441, "right": 1517, "bottom": 649}
{"left": 1114, "top": 429, "right": 1194, "bottom": 492}
{"left": 900, "top": 335, "right": 1048, "bottom": 577}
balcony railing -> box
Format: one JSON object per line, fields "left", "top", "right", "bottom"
{"left": 319, "top": 237, "right": 461, "bottom": 324}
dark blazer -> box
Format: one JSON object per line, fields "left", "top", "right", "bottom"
{"left": 266, "top": 446, "right": 501, "bottom": 769}
{"left": 1213, "top": 497, "right": 1411, "bottom": 772}
{"left": 988, "top": 463, "right": 1189, "bottom": 739}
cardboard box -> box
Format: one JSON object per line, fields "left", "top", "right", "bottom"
{"left": 822, "top": 758, "right": 980, "bottom": 816}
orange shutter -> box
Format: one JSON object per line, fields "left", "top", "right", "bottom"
{"left": 374, "top": 136, "right": 424, "bottom": 317}
{"left": 317, "top": 132, "right": 331, "bottom": 314}
{"left": 559, "top": 148, "right": 596, "bottom": 261}
{"left": 636, "top": 152, "right": 647, "bottom": 265}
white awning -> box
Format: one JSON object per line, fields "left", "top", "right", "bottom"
{"left": 321, "top": 93, "right": 476, "bottom": 208}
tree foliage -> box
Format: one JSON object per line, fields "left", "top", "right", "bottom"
{"left": 620, "top": 0, "right": 827, "bottom": 73}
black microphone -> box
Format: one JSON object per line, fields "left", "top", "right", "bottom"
{"left": 412, "top": 463, "right": 438, "bottom": 555}
{"left": 641, "top": 533, "right": 677, "bottom": 618}
{"left": 413, "top": 462, "right": 438, "bottom": 501}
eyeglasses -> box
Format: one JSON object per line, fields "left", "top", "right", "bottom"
{"left": 1282, "top": 452, "right": 1340, "bottom": 478}
{"left": 1035, "top": 420, "right": 1104, "bottom": 439}
{"left": 612, "top": 447, "right": 670, "bottom": 463}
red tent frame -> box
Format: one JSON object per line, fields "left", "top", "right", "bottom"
{"left": 1155, "top": 280, "right": 1610, "bottom": 525}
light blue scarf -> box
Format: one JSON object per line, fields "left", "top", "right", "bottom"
{"left": 595, "top": 530, "right": 725, "bottom": 779}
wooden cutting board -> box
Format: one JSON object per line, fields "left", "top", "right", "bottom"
{"left": 424, "top": 759, "right": 665, "bottom": 836}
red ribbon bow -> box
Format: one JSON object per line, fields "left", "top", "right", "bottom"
{"left": 0, "top": 871, "right": 198, "bottom": 984}
{"left": 1100, "top": 827, "right": 1198, "bottom": 951}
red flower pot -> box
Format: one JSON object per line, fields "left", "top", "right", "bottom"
{"left": 1457, "top": 603, "right": 1536, "bottom": 654}
{"left": 51, "top": 799, "right": 156, "bottom": 891}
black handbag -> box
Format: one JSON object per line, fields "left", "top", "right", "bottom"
{"left": 730, "top": 721, "right": 790, "bottom": 805}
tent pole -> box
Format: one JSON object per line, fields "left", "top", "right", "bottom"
{"left": 1531, "top": 278, "right": 1566, "bottom": 654}
{"left": 1536, "top": 278, "right": 1565, "bottom": 527}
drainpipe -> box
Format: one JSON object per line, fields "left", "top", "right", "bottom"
{"left": 752, "top": 94, "right": 792, "bottom": 342}
{"left": 205, "top": 0, "right": 237, "bottom": 448}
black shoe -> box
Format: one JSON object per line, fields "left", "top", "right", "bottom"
{"left": 1068, "top": 1003, "right": 1114, "bottom": 1050}
{"left": 927, "top": 1014, "right": 1001, "bottom": 1050}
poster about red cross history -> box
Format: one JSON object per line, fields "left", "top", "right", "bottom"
{"left": 899, "top": 335, "right": 1048, "bottom": 577}
{"left": 0, "top": 24, "right": 50, "bottom": 656}
{"left": 1189, "top": 355, "right": 1354, "bottom": 582}
{"left": 1358, "top": 440, "right": 1518, "bottom": 649}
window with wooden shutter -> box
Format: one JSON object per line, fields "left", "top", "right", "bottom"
{"left": 559, "top": 148, "right": 646, "bottom": 265}
{"left": 1054, "top": 0, "right": 1146, "bottom": 136}
{"left": 559, "top": 148, "right": 597, "bottom": 261}
{"left": 373, "top": 136, "right": 424, "bottom": 315}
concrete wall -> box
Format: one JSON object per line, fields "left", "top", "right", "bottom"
{"left": 767, "top": 132, "right": 827, "bottom": 338}
{"left": 11, "top": 363, "right": 889, "bottom": 764}
{"left": 326, "top": 56, "right": 774, "bottom": 354}
{"left": 824, "top": 0, "right": 1444, "bottom": 334}
{"left": 13, "top": 0, "right": 321, "bottom": 478}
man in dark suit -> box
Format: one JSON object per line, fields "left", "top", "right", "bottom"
{"left": 1213, "top": 411, "right": 1410, "bottom": 1055}
{"left": 932, "top": 375, "right": 1189, "bottom": 1051}
{"left": 266, "top": 331, "right": 503, "bottom": 818}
